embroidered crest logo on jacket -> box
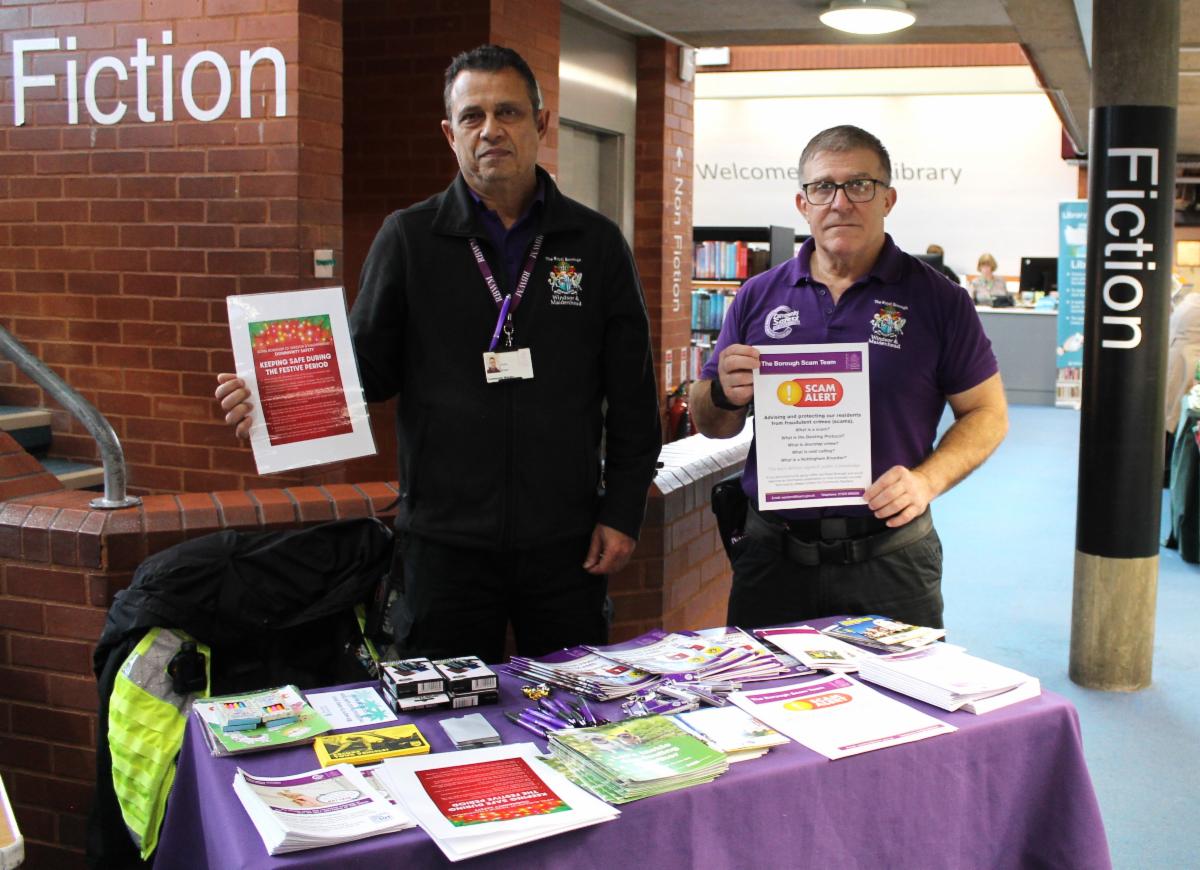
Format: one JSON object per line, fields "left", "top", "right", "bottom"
{"left": 548, "top": 258, "right": 583, "bottom": 306}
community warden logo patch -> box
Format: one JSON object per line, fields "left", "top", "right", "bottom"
{"left": 547, "top": 257, "right": 583, "bottom": 306}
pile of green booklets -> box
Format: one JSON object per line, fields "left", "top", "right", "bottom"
{"left": 546, "top": 715, "right": 728, "bottom": 803}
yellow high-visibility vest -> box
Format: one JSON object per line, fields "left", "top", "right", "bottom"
{"left": 108, "top": 628, "right": 209, "bottom": 860}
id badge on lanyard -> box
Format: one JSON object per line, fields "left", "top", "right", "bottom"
{"left": 471, "top": 235, "right": 542, "bottom": 383}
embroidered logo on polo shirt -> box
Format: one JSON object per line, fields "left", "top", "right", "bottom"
{"left": 764, "top": 305, "right": 800, "bottom": 339}
{"left": 869, "top": 302, "right": 908, "bottom": 349}
{"left": 547, "top": 257, "right": 583, "bottom": 306}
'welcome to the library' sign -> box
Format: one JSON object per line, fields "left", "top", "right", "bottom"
{"left": 7, "top": 31, "right": 287, "bottom": 126}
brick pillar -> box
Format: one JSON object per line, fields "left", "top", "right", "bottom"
{"left": 634, "top": 39, "right": 694, "bottom": 431}
{"left": 489, "top": 0, "right": 560, "bottom": 177}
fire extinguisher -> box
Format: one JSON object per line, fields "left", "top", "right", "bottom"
{"left": 666, "top": 381, "right": 692, "bottom": 442}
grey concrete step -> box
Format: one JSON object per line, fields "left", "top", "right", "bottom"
{"left": 39, "top": 457, "right": 104, "bottom": 491}
{"left": 0, "top": 405, "right": 52, "bottom": 453}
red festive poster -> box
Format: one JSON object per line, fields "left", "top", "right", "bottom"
{"left": 415, "top": 758, "right": 569, "bottom": 827}
{"left": 227, "top": 287, "right": 375, "bottom": 474}
{"left": 249, "top": 314, "right": 353, "bottom": 446}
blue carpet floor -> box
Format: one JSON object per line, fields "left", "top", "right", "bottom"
{"left": 934, "top": 404, "right": 1200, "bottom": 870}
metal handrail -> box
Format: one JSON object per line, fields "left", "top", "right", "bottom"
{"left": 0, "top": 325, "right": 140, "bottom": 509}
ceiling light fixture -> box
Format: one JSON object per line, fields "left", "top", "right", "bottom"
{"left": 819, "top": 0, "right": 916, "bottom": 35}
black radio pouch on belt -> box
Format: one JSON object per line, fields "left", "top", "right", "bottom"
{"left": 711, "top": 476, "right": 749, "bottom": 558}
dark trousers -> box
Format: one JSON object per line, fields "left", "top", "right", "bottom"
{"left": 392, "top": 532, "right": 608, "bottom": 664}
{"left": 726, "top": 523, "right": 944, "bottom": 630}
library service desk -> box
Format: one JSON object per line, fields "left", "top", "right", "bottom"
{"left": 975, "top": 306, "right": 1058, "bottom": 407}
{"left": 155, "top": 630, "right": 1110, "bottom": 870}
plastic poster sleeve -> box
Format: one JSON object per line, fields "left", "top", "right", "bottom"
{"left": 226, "top": 286, "right": 376, "bottom": 474}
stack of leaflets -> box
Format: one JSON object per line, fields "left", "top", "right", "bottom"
{"left": 193, "top": 686, "right": 332, "bottom": 756}
{"left": 546, "top": 714, "right": 729, "bottom": 803}
{"left": 233, "top": 763, "right": 415, "bottom": 855}
{"left": 670, "top": 705, "right": 789, "bottom": 762}
{"left": 855, "top": 643, "right": 1042, "bottom": 714}
{"left": 820, "top": 615, "right": 945, "bottom": 651}
{"left": 586, "top": 629, "right": 752, "bottom": 681}
{"left": 693, "top": 626, "right": 797, "bottom": 682}
{"left": 374, "top": 743, "right": 619, "bottom": 862}
{"left": 505, "top": 645, "right": 659, "bottom": 701}
{"left": 313, "top": 723, "right": 431, "bottom": 767}
{"left": 729, "top": 673, "right": 956, "bottom": 760}
{"left": 754, "top": 625, "right": 870, "bottom": 672}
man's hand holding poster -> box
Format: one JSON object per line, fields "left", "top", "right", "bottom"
{"left": 227, "top": 287, "right": 375, "bottom": 474}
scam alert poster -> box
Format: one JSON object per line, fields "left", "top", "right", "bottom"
{"left": 752, "top": 342, "right": 871, "bottom": 511}
{"left": 227, "top": 287, "right": 375, "bottom": 474}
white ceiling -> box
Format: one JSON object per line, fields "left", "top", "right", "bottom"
{"left": 566, "top": 0, "right": 1200, "bottom": 172}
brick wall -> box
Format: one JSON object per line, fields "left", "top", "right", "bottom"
{"left": 0, "top": 482, "right": 400, "bottom": 865}
{"left": 711, "top": 43, "right": 1028, "bottom": 72}
{"left": 0, "top": 0, "right": 342, "bottom": 495}
{"left": 634, "top": 38, "right": 694, "bottom": 424}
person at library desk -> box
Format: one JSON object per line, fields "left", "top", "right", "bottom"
{"left": 688, "top": 124, "right": 1008, "bottom": 630}
{"left": 969, "top": 253, "right": 1010, "bottom": 306}
{"left": 925, "top": 244, "right": 960, "bottom": 284}
{"left": 215, "top": 45, "right": 660, "bottom": 663}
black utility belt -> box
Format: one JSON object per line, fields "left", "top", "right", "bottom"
{"left": 745, "top": 505, "right": 932, "bottom": 566}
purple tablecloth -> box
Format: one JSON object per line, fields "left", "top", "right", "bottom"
{"left": 155, "top": 655, "right": 1111, "bottom": 869}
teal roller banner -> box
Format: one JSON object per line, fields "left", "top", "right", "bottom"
{"left": 1056, "top": 201, "right": 1087, "bottom": 408}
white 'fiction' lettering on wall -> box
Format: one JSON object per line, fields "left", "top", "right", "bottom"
{"left": 9, "top": 31, "right": 287, "bottom": 126}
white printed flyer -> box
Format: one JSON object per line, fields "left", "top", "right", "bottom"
{"left": 226, "top": 286, "right": 375, "bottom": 474}
{"left": 728, "top": 674, "right": 956, "bottom": 760}
{"left": 751, "top": 342, "right": 871, "bottom": 511}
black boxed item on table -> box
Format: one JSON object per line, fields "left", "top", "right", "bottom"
{"left": 449, "top": 690, "right": 500, "bottom": 709}
{"left": 389, "top": 691, "right": 452, "bottom": 714}
{"left": 432, "top": 656, "right": 499, "bottom": 694}
{"left": 380, "top": 657, "right": 446, "bottom": 699}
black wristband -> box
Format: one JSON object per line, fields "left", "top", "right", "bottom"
{"left": 709, "top": 377, "right": 749, "bottom": 412}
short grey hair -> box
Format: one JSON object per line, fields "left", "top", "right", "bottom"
{"left": 799, "top": 125, "right": 893, "bottom": 186}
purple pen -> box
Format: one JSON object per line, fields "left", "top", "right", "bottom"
{"left": 523, "top": 707, "right": 568, "bottom": 731}
{"left": 574, "top": 697, "right": 598, "bottom": 726}
{"left": 504, "top": 711, "right": 547, "bottom": 738}
{"left": 545, "top": 697, "right": 583, "bottom": 726}
{"left": 488, "top": 294, "right": 514, "bottom": 351}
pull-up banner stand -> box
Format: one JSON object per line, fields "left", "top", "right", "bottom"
{"left": 1071, "top": 0, "right": 1179, "bottom": 691}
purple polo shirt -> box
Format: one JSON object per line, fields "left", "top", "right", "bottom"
{"left": 470, "top": 178, "right": 546, "bottom": 293}
{"left": 700, "top": 234, "right": 997, "bottom": 518}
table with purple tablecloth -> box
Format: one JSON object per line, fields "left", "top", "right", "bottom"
{"left": 155, "top": 652, "right": 1111, "bottom": 869}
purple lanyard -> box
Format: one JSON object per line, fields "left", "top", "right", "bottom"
{"left": 470, "top": 235, "right": 544, "bottom": 351}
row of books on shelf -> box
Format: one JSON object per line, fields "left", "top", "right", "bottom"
{"left": 691, "top": 288, "right": 734, "bottom": 331}
{"left": 693, "top": 241, "right": 772, "bottom": 280}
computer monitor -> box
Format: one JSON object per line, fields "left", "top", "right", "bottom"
{"left": 914, "top": 252, "right": 943, "bottom": 270}
{"left": 1019, "top": 257, "right": 1058, "bottom": 295}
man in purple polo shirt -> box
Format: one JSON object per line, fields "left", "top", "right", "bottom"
{"left": 690, "top": 125, "right": 1008, "bottom": 630}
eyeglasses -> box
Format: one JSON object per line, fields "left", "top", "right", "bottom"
{"left": 801, "top": 178, "right": 888, "bottom": 205}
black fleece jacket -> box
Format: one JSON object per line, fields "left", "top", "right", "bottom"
{"left": 350, "top": 168, "right": 661, "bottom": 550}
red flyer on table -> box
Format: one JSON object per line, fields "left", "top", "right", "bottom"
{"left": 373, "top": 743, "right": 619, "bottom": 862}
{"left": 227, "top": 287, "right": 375, "bottom": 474}
{"left": 416, "top": 757, "right": 569, "bottom": 826}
